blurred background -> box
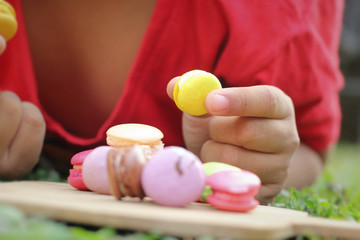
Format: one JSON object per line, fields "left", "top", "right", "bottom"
{"left": 340, "top": 0, "right": 360, "bottom": 144}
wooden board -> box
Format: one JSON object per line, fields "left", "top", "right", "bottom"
{"left": 0, "top": 181, "right": 359, "bottom": 239}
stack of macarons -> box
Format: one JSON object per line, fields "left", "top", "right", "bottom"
{"left": 200, "top": 162, "right": 242, "bottom": 202}
{"left": 67, "top": 123, "right": 164, "bottom": 195}
{"left": 201, "top": 162, "right": 261, "bottom": 212}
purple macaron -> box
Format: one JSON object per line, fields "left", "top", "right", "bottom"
{"left": 141, "top": 146, "right": 206, "bottom": 207}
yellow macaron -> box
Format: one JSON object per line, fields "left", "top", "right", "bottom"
{"left": 0, "top": 0, "right": 17, "bottom": 41}
{"left": 173, "top": 70, "right": 222, "bottom": 116}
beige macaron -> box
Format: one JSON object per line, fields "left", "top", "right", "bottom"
{"left": 106, "top": 123, "right": 164, "bottom": 158}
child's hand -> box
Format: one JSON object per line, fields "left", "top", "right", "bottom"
{"left": 167, "top": 79, "right": 300, "bottom": 204}
{"left": 0, "top": 91, "right": 46, "bottom": 179}
{"left": 0, "top": 35, "right": 6, "bottom": 55}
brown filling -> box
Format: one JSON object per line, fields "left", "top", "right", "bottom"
{"left": 107, "top": 149, "right": 122, "bottom": 200}
{"left": 107, "top": 147, "right": 146, "bottom": 200}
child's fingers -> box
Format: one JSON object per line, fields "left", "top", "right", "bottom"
{"left": 0, "top": 35, "right": 6, "bottom": 55}
{"left": 256, "top": 184, "right": 284, "bottom": 205}
{"left": 0, "top": 91, "right": 45, "bottom": 178}
{"left": 205, "top": 85, "right": 294, "bottom": 119}
{"left": 0, "top": 91, "right": 23, "bottom": 158}
{"left": 3, "top": 102, "right": 45, "bottom": 178}
{"left": 200, "top": 140, "right": 290, "bottom": 185}
{"left": 166, "top": 76, "right": 179, "bottom": 100}
{"left": 208, "top": 115, "right": 299, "bottom": 154}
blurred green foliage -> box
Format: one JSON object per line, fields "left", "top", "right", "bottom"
{"left": 274, "top": 142, "right": 360, "bottom": 223}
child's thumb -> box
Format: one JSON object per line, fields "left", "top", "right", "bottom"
{"left": 181, "top": 112, "right": 212, "bottom": 158}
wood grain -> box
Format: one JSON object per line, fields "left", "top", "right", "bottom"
{"left": 0, "top": 181, "right": 359, "bottom": 239}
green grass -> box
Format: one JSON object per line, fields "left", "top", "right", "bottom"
{"left": 1, "top": 142, "right": 359, "bottom": 239}
{"left": 274, "top": 142, "right": 360, "bottom": 222}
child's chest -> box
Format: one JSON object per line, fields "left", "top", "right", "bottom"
{"left": 21, "top": 0, "right": 156, "bottom": 137}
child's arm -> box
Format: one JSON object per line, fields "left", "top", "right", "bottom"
{"left": 283, "top": 143, "right": 331, "bottom": 190}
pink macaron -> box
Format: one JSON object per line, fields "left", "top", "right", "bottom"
{"left": 141, "top": 146, "right": 206, "bottom": 207}
{"left": 67, "top": 149, "right": 93, "bottom": 191}
{"left": 206, "top": 170, "right": 261, "bottom": 212}
{"left": 82, "top": 146, "right": 112, "bottom": 195}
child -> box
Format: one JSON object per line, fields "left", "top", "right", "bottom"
{"left": 0, "top": 0, "right": 344, "bottom": 204}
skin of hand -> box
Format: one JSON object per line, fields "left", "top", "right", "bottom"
{"left": 167, "top": 77, "right": 315, "bottom": 204}
{"left": 0, "top": 35, "right": 6, "bottom": 55}
{"left": 0, "top": 91, "right": 46, "bottom": 179}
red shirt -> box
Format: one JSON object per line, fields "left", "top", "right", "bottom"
{"left": 1, "top": 0, "right": 344, "bottom": 152}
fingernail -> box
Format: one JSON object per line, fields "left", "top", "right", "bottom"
{"left": 208, "top": 94, "right": 229, "bottom": 113}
